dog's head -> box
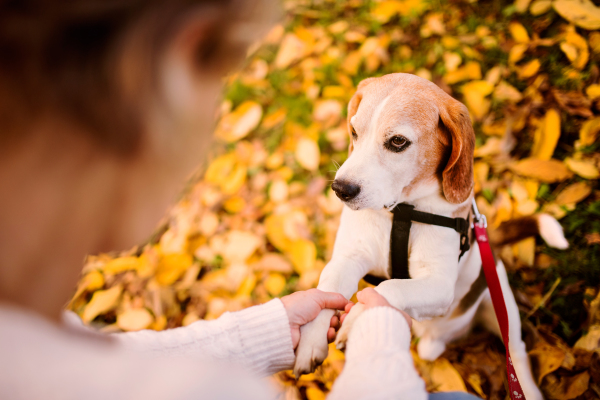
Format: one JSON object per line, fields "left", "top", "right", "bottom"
{"left": 331, "top": 73, "right": 475, "bottom": 211}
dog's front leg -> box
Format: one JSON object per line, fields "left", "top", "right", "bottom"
{"left": 376, "top": 225, "right": 462, "bottom": 320}
{"left": 293, "top": 256, "right": 372, "bottom": 377}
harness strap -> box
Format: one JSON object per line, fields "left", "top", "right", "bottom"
{"left": 363, "top": 203, "right": 471, "bottom": 286}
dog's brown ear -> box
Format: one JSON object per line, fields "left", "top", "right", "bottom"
{"left": 438, "top": 100, "right": 475, "bottom": 204}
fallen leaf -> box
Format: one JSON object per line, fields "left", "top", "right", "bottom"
{"left": 117, "top": 308, "right": 154, "bottom": 331}
{"left": 518, "top": 59, "right": 541, "bottom": 79}
{"left": 82, "top": 285, "right": 123, "bottom": 323}
{"left": 295, "top": 137, "right": 321, "bottom": 171}
{"left": 155, "top": 254, "right": 193, "bottom": 286}
{"left": 530, "top": 0, "right": 552, "bottom": 15}
{"left": 289, "top": 238, "right": 317, "bottom": 274}
{"left": 462, "top": 80, "right": 494, "bottom": 119}
{"left": 530, "top": 340, "right": 566, "bottom": 384}
{"left": 564, "top": 157, "right": 600, "bottom": 179}
{"left": 215, "top": 101, "right": 263, "bottom": 143}
{"left": 577, "top": 117, "right": 600, "bottom": 149}
{"left": 531, "top": 109, "right": 561, "bottom": 161}
{"left": 509, "top": 22, "right": 530, "bottom": 43}
{"left": 430, "top": 358, "right": 468, "bottom": 392}
{"left": 574, "top": 325, "right": 600, "bottom": 351}
{"left": 264, "top": 273, "right": 287, "bottom": 295}
{"left": 543, "top": 370, "right": 590, "bottom": 400}
{"left": 555, "top": 182, "right": 592, "bottom": 205}
{"left": 511, "top": 158, "right": 573, "bottom": 182}
{"left": 553, "top": 0, "right": 600, "bottom": 30}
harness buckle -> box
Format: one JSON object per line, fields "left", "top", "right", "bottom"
{"left": 471, "top": 199, "right": 488, "bottom": 229}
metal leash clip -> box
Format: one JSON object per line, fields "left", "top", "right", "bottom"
{"left": 471, "top": 198, "right": 487, "bottom": 229}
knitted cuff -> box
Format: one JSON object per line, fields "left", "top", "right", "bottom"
{"left": 232, "top": 299, "right": 296, "bottom": 375}
{"left": 345, "top": 306, "right": 412, "bottom": 361}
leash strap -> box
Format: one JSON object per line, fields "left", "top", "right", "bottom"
{"left": 363, "top": 204, "right": 470, "bottom": 286}
{"left": 473, "top": 203, "right": 526, "bottom": 400}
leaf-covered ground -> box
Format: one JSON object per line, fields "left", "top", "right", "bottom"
{"left": 70, "top": 0, "right": 600, "bottom": 398}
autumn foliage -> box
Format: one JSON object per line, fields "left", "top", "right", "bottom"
{"left": 70, "top": 0, "right": 600, "bottom": 398}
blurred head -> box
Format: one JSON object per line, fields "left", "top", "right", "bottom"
{"left": 0, "top": 0, "right": 276, "bottom": 315}
{"left": 331, "top": 73, "right": 475, "bottom": 211}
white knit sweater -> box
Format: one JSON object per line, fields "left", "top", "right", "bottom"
{"left": 0, "top": 300, "right": 426, "bottom": 399}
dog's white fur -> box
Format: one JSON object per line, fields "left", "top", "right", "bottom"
{"left": 294, "top": 74, "right": 567, "bottom": 400}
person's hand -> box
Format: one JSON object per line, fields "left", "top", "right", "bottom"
{"left": 341, "top": 288, "right": 412, "bottom": 329}
{"left": 280, "top": 289, "right": 349, "bottom": 349}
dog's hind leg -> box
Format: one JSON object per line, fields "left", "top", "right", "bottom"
{"left": 476, "top": 261, "right": 543, "bottom": 400}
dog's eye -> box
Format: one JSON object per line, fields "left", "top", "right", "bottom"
{"left": 385, "top": 136, "right": 411, "bottom": 152}
{"left": 350, "top": 125, "right": 358, "bottom": 140}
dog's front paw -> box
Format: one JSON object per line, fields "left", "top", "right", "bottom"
{"left": 293, "top": 309, "right": 333, "bottom": 377}
{"left": 334, "top": 302, "right": 365, "bottom": 350}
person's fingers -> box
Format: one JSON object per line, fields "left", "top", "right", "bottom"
{"left": 344, "top": 302, "right": 354, "bottom": 313}
{"left": 340, "top": 312, "right": 347, "bottom": 324}
{"left": 330, "top": 314, "right": 340, "bottom": 330}
{"left": 356, "top": 287, "right": 383, "bottom": 305}
{"left": 311, "top": 290, "right": 349, "bottom": 310}
{"left": 327, "top": 327, "right": 336, "bottom": 343}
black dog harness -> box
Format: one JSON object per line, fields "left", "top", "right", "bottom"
{"left": 363, "top": 203, "right": 471, "bottom": 286}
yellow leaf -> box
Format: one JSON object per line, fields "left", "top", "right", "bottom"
{"left": 586, "top": 84, "right": 600, "bottom": 100}
{"left": 306, "top": 387, "right": 326, "bottom": 400}
{"left": 529, "top": 340, "right": 566, "bottom": 384}
{"left": 509, "top": 22, "right": 530, "bottom": 43}
{"left": 265, "top": 273, "right": 287, "bottom": 296}
{"left": 236, "top": 273, "right": 257, "bottom": 298}
{"left": 265, "top": 214, "right": 292, "bottom": 252}
{"left": 223, "top": 196, "right": 246, "bottom": 213}
{"left": 222, "top": 230, "right": 262, "bottom": 263}
{"left": 516, "top": 237, "right": 535, "bottom": 266}
{"left": 511, "top": 158, "right": 573, "bottom": 182}
{"left": 289, "top": 239, "right": 317, "bottom": 274}
{"left": 560, "top": 28, "right": 589, "bottom": 70}
{"left": 430, "top": 358, "right": 467, "bottom": 392}
{"left": 531, "top": 109, "right": 561, "bottom": 160}
{"left": 574, "top": 325, "right": 600, "bottom": 351}
{"left": 274, "top": 33, "right": 307, "bottom": 69}
{"left": 103, "top": 257, "right": 141, "bottom": 275}
{"left": 215, "top": 101, "right": 263, "bottom": 143}
{"left": 508, "top": 44, "right": 528, "bottom": 65}
{"left": 577, "top": 117, "right": 600, "bottom": 149}
{"left": 493, "top": 81, "right": 523, "bottom": 102}
{"left": 269, "top": 179, "right": 289, "bottom": 203}
{"left": 205, "top": 154, "right": 248, "bottom": 195}
{"left": 564, "top": 157, "right": 600, "bottom": 179}
{"left": 530, "top": 0, "right": 552, "bottom": 15}
{"left": 295, "top": 137, "right": 321, "bottom": 171}
{"left": 444, "top": 61, "right": 481, "bottom": 84}
{"left": 322, "top": 85, "right": 347, "bottom": 99}
{"left": 555, "top": 182, "right": 592, "bottom": 205}
{"left": 462, "top": 81, "right": 493, "bottom": 119}
{"left": 517, "top": 59, "right": 541, "bottom": 79}
{"left": 553, "top": 0, "right": 600, "bottom": 30}
{"left": 117, "top": 308, "right": 154, "bottom": 332}
{"left": 516, "top": 199, "right": 539, "bottom": 216}
{"left": 156, "top": 253, "right": 193, "bottom": 286}
{"left": 82, "top": 285, "right": 123, "bottom": 323}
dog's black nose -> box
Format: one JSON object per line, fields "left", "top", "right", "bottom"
{"left": 331, "top": 180, "right": 361, "bottom": 202}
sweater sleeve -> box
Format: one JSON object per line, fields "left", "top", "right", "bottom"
{"left": 327, "top": 307, "right": 428, "bottom": 400}
{"left": 113, "top": 298, "right": 296, "bottom": 376}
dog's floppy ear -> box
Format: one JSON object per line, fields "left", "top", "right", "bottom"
{"left": 438, "top": 100, "right": 475, "bottom": 204}
{"left": 347, "top": 78, "right": 376, "bottom": 154}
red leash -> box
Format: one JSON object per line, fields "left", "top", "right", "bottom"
{"left": 472, "top": 200, "right": 526, "bottom": 400}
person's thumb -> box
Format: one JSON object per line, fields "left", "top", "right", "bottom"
{"left": 311, "top": 290, "right": 348, "bottom": 310}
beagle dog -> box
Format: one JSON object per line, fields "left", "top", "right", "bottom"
{"left": 293, "top": 73, "right": 568, "bottom": 400}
